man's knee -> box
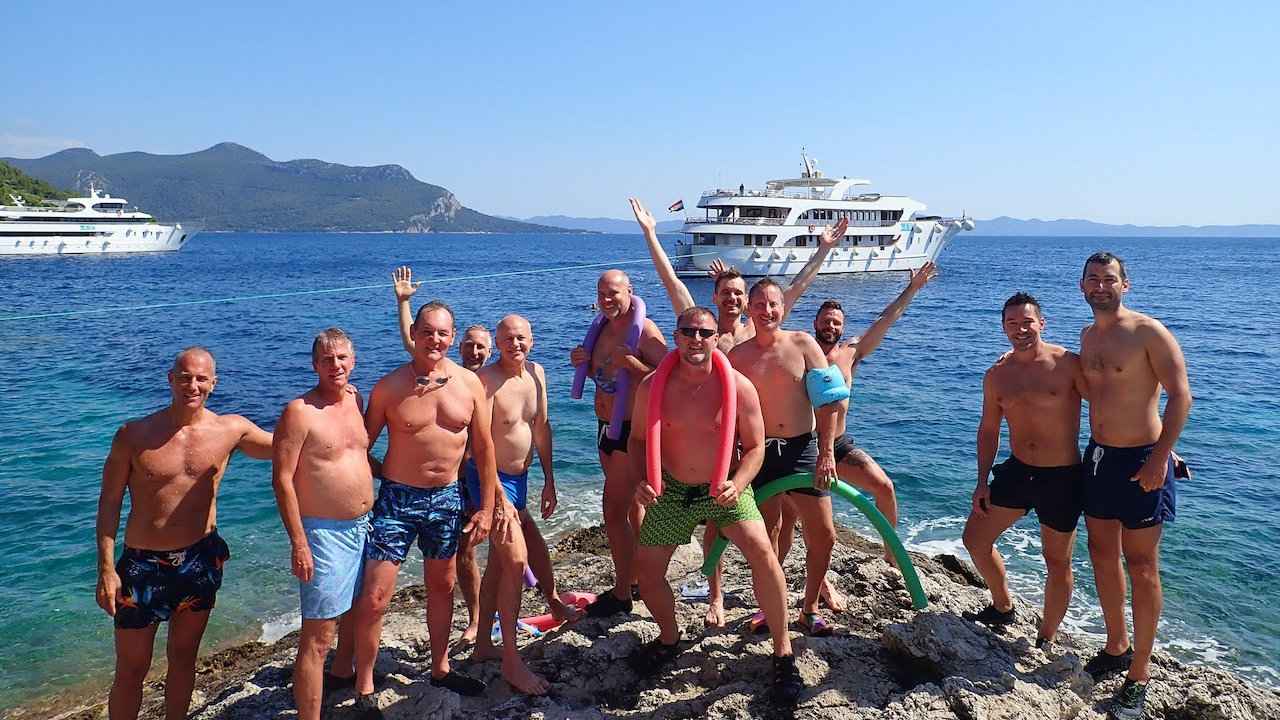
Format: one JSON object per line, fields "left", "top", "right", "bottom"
{"left": 299, "top": 621, "right": 338, "bottom": 654}
{"left": 360, "top": 580, "right": 396, "bottom": 615}
{"left": 1087, "top": 531, "right": 1120, "bottom": 559}
{"left": 1124, "top": 553, "right": 1160, "bottom": 586}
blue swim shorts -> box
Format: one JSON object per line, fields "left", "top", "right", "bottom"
{"left": 461, "top": 459, "right": 528, "bottom": 514}
{"left": 1082, "top": 440, "right": 1176, "bottom": 529}
{"left": 114, "top": 530, "right": 230, "bottom": 630}
{"left": 299, "top": 513, "right": 370, "bottom": 620}
{"left": 366, "top": 480, "right": 462, "bottom": 563}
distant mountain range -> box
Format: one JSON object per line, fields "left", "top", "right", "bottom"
{"left": 520, "top": 215, "right": 683, "bottom": 234}
{"left": 1, "top": 144, "right": 575, "bottom": 233}
{"left": 527, "top": 214, "right": 1280, "bottom": 238}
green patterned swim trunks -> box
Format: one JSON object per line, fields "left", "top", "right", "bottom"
{"left": 638, "top": 472, "right": 762, "bottom": 546}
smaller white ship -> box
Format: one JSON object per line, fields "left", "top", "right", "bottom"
{"left": 0, "top": 186, "right": 197, "bottom": 257}
{"left": 673, "top": 152, "right": 974, "bottom": 277}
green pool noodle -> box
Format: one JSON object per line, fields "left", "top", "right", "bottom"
{"left": 700, "top": 472, "right": 928, "bottom": 610}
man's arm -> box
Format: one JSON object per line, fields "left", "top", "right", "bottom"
{"left": 630, "top": 198, "right": 696, "bottom": 314}
{"left": 393, "top": 266, "right": 418, "bottom": 355}
{"left": 1137, "top": 320, "right": 1192, "bottom": 491}
{"left": 363, "top": 380, "right": 389, "bottom": 479}
{"left": 270, "top": 402, "right": 313, "bottom": 582}
{"left": 465, "top": 374, "right": 498, "bottom": 544}
{"left": 800, "top": 335, "right": 840, "bottom": 488}
{"left": 974, "top": 369, "right": 1003, "bottom": 515}
{"left": 616, "top": 319, "right": 670, "bottom": 378}
{"left": 717, "top": 372, "right": 765, "bottom": 507}
{"left": 781, "top": 218, "right": 848, "bottom": 318}
{"left": 530, "top": 363, "right": 558, "bottom": 519}
{"left": 234, "top": 416, "right": 273, "bottom": 460}
{"left": 95, "top": 425, "right": 131, "bottom": 616}
{"left": 851, "top": 261, "right": 936, "bottom": 364}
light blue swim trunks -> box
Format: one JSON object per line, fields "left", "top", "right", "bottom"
{"left": 299, "top": 513, "right": 370, "bottom": 620}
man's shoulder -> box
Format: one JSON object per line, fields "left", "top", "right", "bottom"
{"left": 372, "top": 364, "right": 413, "bottom": 393}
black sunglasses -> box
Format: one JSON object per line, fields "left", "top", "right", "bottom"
{"left": 677, "top": 327, "right": 717, "bottom": 339}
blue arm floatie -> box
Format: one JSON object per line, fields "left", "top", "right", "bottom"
{"left": 805, "top": 366, "right": 850, "bottom": 407}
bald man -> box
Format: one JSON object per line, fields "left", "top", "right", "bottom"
{"left": 569, "top": 270, "right": 668, "bottom": 616}
{"left": 96, "top": 347, "right": 273, "bottom": 720}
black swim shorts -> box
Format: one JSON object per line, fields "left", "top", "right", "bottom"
{"left": 753, "top": 432, "right": 829, "bottom": 498}
{"left": 988, "top": 456, "right": 1084, "bottom": 534}
{"left": 597, "top": 419, "right": 632, "bottom": 456}
{"left": 833, "top": 434, "right": 872, "bottom": 466}
{"left": 1082, "top": 440, "right": 1176, "bottom": 529}
{"left": 114, "top": 530, "right": 230, "bottom": 630}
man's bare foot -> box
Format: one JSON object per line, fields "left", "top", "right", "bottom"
{"left": 549, "top": 596, "right": 583, "bottom": 624}
{"left": 819, "top": 579, "right": 847, "bottom": 612}
{"left": 704, "top": 597, "right": 726, "bottom": 628}
{"left": 450, "top": 625, "right": 478, "bottom": 654}
{"left": 471, "top": 639, "right": 503, "bottom": 662}
{"left": 883, "top": 548, "right": 898, "bottom": 566}
{"left": 502, "top": 656, "right": 550, "bottom": 695}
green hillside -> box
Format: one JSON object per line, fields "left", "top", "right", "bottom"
{"left": 0, "top": 161, "right": 71, "bottom": 206}
{"left": 1, "top": 144, "right": 572, "bottom": 233}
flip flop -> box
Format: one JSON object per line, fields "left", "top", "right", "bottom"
{"left": 748, "top": 610, "right": 769, "bottom": 635}
{"left": 796, "top": 612, "right": 834, "bottom": 637}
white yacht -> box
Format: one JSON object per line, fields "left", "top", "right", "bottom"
{"left": 0, "top": 187, "right": 196, "bottom": 256}
{"left": 674, "top": 153, "right": 974, "bottom": 276}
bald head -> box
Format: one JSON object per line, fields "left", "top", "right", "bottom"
{"left": 173, "top": 346, "right": 216, "bottom": 374}
{"left": 596, "top": 270, "right": 633, "bottom": 319}
{"left": 497, "top": 314, "right": 531, "bottom": 337}
{"left": 598, "top": 269, "right": 631, "bottom": 289}
{"left": 495, "top": 314, "right": 534, "bottom": 363}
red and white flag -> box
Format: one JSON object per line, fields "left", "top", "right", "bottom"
{"left": 667, "top": 199, "right": 684, "bottom": 213}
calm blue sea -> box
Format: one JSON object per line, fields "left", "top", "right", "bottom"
{"left": 0, "top": 233, "right": 1276, "bottom": 710}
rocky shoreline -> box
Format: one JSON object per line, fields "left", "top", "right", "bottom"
{"left": 26, "top": 525, "right": 1280, "bottom": 719}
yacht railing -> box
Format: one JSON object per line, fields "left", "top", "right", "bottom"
{"left": 684, "top": 217, "right": 786, "bottom": 226}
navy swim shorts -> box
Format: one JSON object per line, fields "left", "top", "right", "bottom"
{"left": 114, "top": 530, "right": 230, "bottom": 630}
{"left": 366, "top": 479, "right": 463, "bottom": 563}
{"left": 1082, "top": 440, "right": 1177, "bottom": 529}
{"left": 753, "top": 432, "right": 829, "bottom": 498}
{"left": 988, "top": 456, "right": 1084, "bottom": 533}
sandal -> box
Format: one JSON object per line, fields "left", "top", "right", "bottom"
{"left": 747, "top": 610, "right": 769, "bottom": 635}
{"left": 771, "top": 654, "right": 805, "bottom": 704}
{"left": 796, "top": 612, "right": 834, "bottom": 637}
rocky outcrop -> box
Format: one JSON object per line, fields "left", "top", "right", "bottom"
{"left": 40, "top": 525, "right": 1280, "bottom": 719}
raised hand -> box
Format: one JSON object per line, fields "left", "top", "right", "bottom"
{"left": 629, "top": 198, "right": 657, "bottom": 234}
{"left": 392, "top": 266, "right": 420, "bottom": 301}
{"left": 909, "top": 261, "right": 938, "bottom": 289}
{"left": 707, "top": 258, "right": 735, "bottom": 279}
{"left": 819, "top": 217, "right": 850, "bottom": 248}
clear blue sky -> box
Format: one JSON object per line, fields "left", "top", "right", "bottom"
{"left": 5, "top": 1, "right": 1277, "bottom": 224}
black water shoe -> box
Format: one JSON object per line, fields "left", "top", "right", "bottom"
{"left": 963, "top": 604, "right": 1015, "bottom": 627}
{"left": 771, "top": 654, "right": 805, "bottom": 705}
{"left": 430, "top": 670, "right": 487, "bottom": 696}
{"left": 586, "top": 588, "right": 634, "bottom": 617}
{"left": 1084, "top": 647, "right": 1134, "bottom": 680}
{"left": 1109, "top": 679, "right": 1149, "bottom": 719}
{"left": 323, "top": 671, "right": 354, "bottom": 695}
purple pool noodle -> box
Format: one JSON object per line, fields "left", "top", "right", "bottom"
{"left": 524, "top": 565, "right": 538, "bottom": 588}
{"left": 606, "top": 296, "right": 646, "bottom": 440}
{"left": 570, "top": 313, "right": 608, "bottom": 399}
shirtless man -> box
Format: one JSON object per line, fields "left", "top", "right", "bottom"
{"left": 630, "top": 197, "right": 847, "bottom": 625}
{"left": 353, "top": 301, "right": 518, "bottom": 711}
{"left": 961, "top": 293, "right": 1087, "bottom": 649}
{"left": 468, "top": 314, "right": 576, "bottom": 694}
{"left": 729, "top": 279, "right": 846, "bottom": 635}
{"left": 95, "top": 347, "right": 272, "bottom": 720}
{"left": 569, "top": 270, "right": 668, "bottom": 616}
{"left": 1078, "top": 252, "right": 1191, "bottom": 720}
{"left": 272, "top": 329, "right": 375, "bottom": 720}
{"left": 392, "top": 266, "right": 494, "bottom": 648}
{"left": 779, "top": 262, "right": 938, "bottom": 569}
{"left": 629, "top": 307, "right": 805, "bottom": 704}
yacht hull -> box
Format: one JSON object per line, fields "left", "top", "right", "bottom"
{"left": 0, "top": 223, "right": 197, "bottom": 256}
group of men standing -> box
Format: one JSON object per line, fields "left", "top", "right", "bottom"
{"left": 92, "top": 203, "right": 1189, "bottom": 720}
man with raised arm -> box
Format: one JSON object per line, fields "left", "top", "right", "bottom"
{"left": 569, "top": 270, "right": 668, "bottom": 617}
{"left": 95, "top": 347, "right": 272, "bottom": 720}
{"left": 1077, "top": 252, "right": 1191, "bottom": 720}
{"left": 631, "top": 197, "right": 848, "bottom": 625}
{"left": 776, "top": 262, "right": 938, "bottom": 572}
{"left": 353, "top": 301, "right": 518, "bottom": 713}
{"left": 729, "top": 279, "right": 846, "bottom": 636}
{"left": 392, "top": 267, "right": 494, "bottom": 649}
{"left": 629, "top": 307, "right": 805, "bottom": 704}
{"left": 629, "top": 197, "right": 847, "bottom": 352}
{"left": 960, "top": 293, "right": 1087, "bottom": 650}
{"left": 469, "top": 314, "right": 576, "bottom": 694}
{"left": 272, "top": 329, "right": 375, "bottom": 720}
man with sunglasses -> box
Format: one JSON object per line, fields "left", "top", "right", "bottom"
{"left": 352, "top": 301, "right": 520, "bottom": 713}
{"left": 629, "top": 307, "right": 805, "bottom": 704}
